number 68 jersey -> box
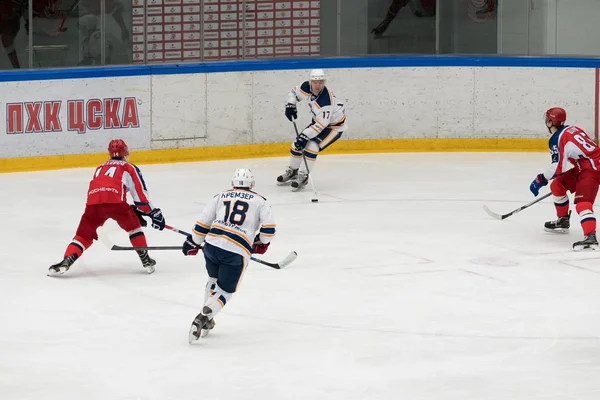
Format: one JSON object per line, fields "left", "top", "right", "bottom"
{"left": 192, "top": 189, "right": 276, "bottom": 259}
{"left": 544, "top": 125, "right": 600, "bottom": 180}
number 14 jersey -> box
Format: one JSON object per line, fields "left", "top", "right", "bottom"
{"left": 192, "top": 189, "right": 276, "bottom": 259}
{"left": 544, "top": 125, "right": 600, "bottom": 180}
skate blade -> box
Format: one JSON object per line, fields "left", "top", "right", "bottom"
{"left": 277, "top": 181, "right": 293, "bottom": 186}
{"left": 573, "top": 243, "right": 600, "bottom": 252}
{"left": 200, "top": 328, "right": 211, "bottom": 338}
{"left": 544, "top": 227, "right": 569, "bottom": 234}
{"left": 145, "top": 265, "right": 155, "bottom": 274}
{"left": 188, "top": 324, "right": 201, "bottom": 344}
{"left": 291, "top": 185, "right": 306, "bottom": 192}
{"left": 47, "top": 267, "right": 66, "bottom": 277}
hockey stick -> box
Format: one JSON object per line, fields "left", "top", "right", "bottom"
{"left": 292, "top": 120, "right": 319, "bottom": 202}
{"left": 483, "top": 192, "right": 552, "bottom": 220}
{"left": 163, "top": 225, "right": 297, "bottom": 269}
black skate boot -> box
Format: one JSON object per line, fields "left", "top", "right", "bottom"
{"left": 371, "top": 20, "right": 390, "bottom": 37}
{"left": 277, "top": 167, "right": 298, "bottom": 185}
{"left": 200, "top": 306, "right": 216, "bottom": 337}
{"left": 188, "top": 311, "right": 211, "bottom": 343}
{"left": 573, "top": 233, "right": 599, "bottom": 251}
{"left": 544, "top": 211, "right": 571, "bottom": 234}
{"left": 48, "top": 254, "right": 78, "bottom": 276}
{"left": 291, "top": 171, "right": 309, "bottom": 191}
{"left": 137, "top": 250, "right": 156, "bottom": 274}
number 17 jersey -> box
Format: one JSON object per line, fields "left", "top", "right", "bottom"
{"left": 191, "top": 189, "right": 276, "bottom": 259}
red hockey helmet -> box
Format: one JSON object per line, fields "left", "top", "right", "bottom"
{"left": 545, "top": 107, "right": 566, "bottom": 126}
{"left": 108, "top": 139, "right": 129, "bottom": 158}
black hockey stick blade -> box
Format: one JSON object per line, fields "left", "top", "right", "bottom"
{"left": 111, "top": 245, "right": 183, "bottom": 251}
{"left": 251, "top": 251, "right": 298, "bottom": 269}
{"left": 483, "top": 192, "right": 552, "bottom": 220}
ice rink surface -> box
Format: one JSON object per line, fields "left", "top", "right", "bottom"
{"left": 2, "top": 152, "right": 600, "bottom": 400}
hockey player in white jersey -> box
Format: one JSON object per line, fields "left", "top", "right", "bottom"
{"left": 183, "top": 168, "right": 276, "bottom": 342}
{"left": 278, "top": 69, "right": 347, "bottom": 189}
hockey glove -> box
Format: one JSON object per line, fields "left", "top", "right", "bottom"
{"left": 285, "top": 103, "right": 297, "bottom": 121}
{"left": 182, "top": 236, "right": 201, "bottom": 256}
{"left": 131, "top": 205, "right": 147, "bottom": 227}
{"left": 529, "top": 173, "right": 548, "bottom": 197}
{"left": 252, "top": 235, "right": 270, "bottom": 255}
{"left": 293, "top": 133, "right": 310, "bottom": 151}
{"left": 148, "top": 208, "right": 165, "bottom": 230}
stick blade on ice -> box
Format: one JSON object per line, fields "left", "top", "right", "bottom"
{"left": 483, "top": 205, "right": 504, "bottom": 220}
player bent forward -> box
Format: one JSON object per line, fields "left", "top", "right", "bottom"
{"left": 48, "top": 139, "right": 167, "bottom": 276}
{"left": 278, "top": 69, "right": 347, "bottom": 190}
{"left": 529, "top": 107, "right": 600, "bottom": 251}
{"left": 183, "top": 168, "right": 276, "bottom": 341}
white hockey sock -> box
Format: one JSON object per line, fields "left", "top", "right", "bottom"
{"left": 301, "top": 141, "right": 319, "bottom": 173}
{"left": 203, "top": 283, "right": 233, "bottom": 319}
{"left": 204, "top": 277, "right": 218, "bottom": 304}
{"left": 289, "top": 151, "right": 302, "bottom": 170}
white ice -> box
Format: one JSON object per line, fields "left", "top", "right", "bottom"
{"left": 2, "top": 153, "right": 600, "bottom": 400}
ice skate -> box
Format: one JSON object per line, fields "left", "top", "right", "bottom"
{"left": 291, "top": 171, "right": 308, "bottom": 191}
{"left": 47, "top": 254, "right": 78, "bottom": 276}
{"left": 277, "top": 167, "right": 298, "bottom": 185}
{"left": 573, "top": 233, "right": 599, "bottom": 251}
{"left": 371, "top": 20, "right": 390, "bottom": 37}
{"left": 188, "top": 312, "right": 211, "bottom": 343}
{"left": 137, "top": 250, "right": 156, "bottom": 274}
{"left": 544, "top": 211, "right": 570, "bottom": 234}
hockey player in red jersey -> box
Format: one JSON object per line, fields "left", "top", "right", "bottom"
{"left": 48, "top": 139, "right": 166, "bottom": 276}
{"left": 529, "top": 107, "right": 600, "bottom": 251}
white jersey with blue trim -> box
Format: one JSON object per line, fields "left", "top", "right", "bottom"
{"left": 191, "top": 189, "right": 276, "bottom": 259}
{"left": 287, "top": 81, "right": 347, "bottom": 138}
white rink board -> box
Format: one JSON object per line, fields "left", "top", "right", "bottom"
{"left": 0, "top": 66, "right": 595, "bottom": 157}
{"left": 0, "top": 76, "right": 151, "bottom": 158}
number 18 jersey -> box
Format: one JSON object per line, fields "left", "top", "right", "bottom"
{"left": 544, "top": 125, "right": 600, "bottom": 180}
{"left": 191, "top": 189, "right": 276, "bottom": 259}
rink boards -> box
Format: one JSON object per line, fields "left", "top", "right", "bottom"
{"left": 0, "top": 57, "right": 598, "bottom": 172}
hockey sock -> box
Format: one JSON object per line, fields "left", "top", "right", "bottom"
{"left": 128, "top": 228, "right": 148, "bottom": 247}
{"left": 289, "top": 147, "right": 303, "bottom": 170}
{"left": 302, "top": 141, "right": 319, "bottom": 173}
{"left": 553, "top": 194, "right": 570, "bottom": 218}
{"left": 576, "top": 202, "right": 596, "bottom": 236}
{"left": 204, "top": 277, "right": 218, "bottom": 304}
{"left": 203, "top": 283, "right": 233, "bottom": 319}
{"left": 64, "top": 235, "right": 92, "bottom": 258}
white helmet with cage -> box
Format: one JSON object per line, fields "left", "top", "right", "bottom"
{"left": 309, "top": 69, "right": 326, "bottom": 82}
{"left": 232, "top": 168, "right": 255, "bottom": 189}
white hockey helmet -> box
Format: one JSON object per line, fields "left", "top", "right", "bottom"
{"left": 309, "top": 69, "right": 326, "bottom": 82}
{"left": 232, "top": 168, "right": 255, "bottom": 189}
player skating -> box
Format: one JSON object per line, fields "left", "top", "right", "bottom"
{"left": 48, "top": 139, "right": 166, "bottom": 276}
{"left": 529, "top": 107, "right": 600, "bottom": 250}
{"left": 277, "top": 69, "right": 347, "bottom": 190}
{"left": 183, "top": 168, "right": 276, "bottom": 341}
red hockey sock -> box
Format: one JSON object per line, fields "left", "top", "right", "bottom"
{"left": 576, "top": 202, "right": 596, "bottom": 236}
{"left": 129, "top": 232, "right": 148, "bottom": 247}
{"left": 64, "top": 235, "right": 92, "bottom": 258}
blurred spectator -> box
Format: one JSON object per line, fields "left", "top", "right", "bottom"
{"left": 372, "top": 0, "right": 436, "bottom": 37}
{"left": 78, "top": 0, "right": 130, "bottom": 65}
